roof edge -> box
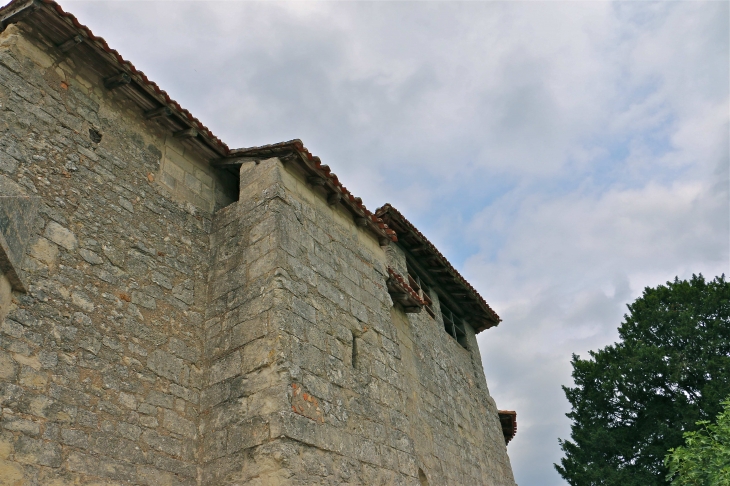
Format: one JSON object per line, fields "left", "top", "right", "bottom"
{"left": 1, "top": 0, "right": 229, "bottom": 156}
{"left": 0, "top": 0, "right": 394, "bottom": 241}
{"left": 375, "top": 203, "right": 501, "bottom": 333}
{"left": 220, "top": 140, "right": 397, "bottom": 244}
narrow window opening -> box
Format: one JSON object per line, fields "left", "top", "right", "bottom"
{"left": 442, "top": 304, "right": 456, "bottom": 338}
{"left": 351, "top": 330, "right": 358, "bottom": 368}
{"left": 212, "top": 165, "right": 240, "bottom": 211}
{"left": 418, "top": 468, "right": 429, "bottom": 486}
{"left": 455, "top": 320, "right": 468, "bottom": 349}
{"left": 440, "top": 303, "right": 467, "bottom": 349}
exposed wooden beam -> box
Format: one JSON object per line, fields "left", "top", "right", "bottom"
{"left": 279, "top": 153, "right": 298, "bottom": 163}
{"left": 144, "top": 106, "right": 172, "bottom": 120}
{"left": 173, "top": 128, "right": 198, "bottom": 139}
{"left": 58, "top": 35, "right": 83, "bottom": 52}
{"left": 103, "top": 72, "right": 131, "bottom": 90}
{"left": 354, "top": 217, "right": 368, "bottom": 227}
{"left": 307, "top": 176, "right": 326, "bottom": 186}
{"left": 0, "top": 0, "right": 40, "bottom": 31}
{"left": 430, "top": 268, "right": 451, "bottom": 274}
{"left": 104, "top": 72, "right": 131, "bottom": 90}
{"left": 211, "top": 156, "right": 260, "bottom": 168}
{"left": 327, "top": 193, "right": 341, "bottom": 206}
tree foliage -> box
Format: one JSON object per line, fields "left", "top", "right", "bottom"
{"left": 664, "top": 395, "right": 730, "bottom": 486}
{"left": 556, "top": 274, "right": 730, "bottom": 485}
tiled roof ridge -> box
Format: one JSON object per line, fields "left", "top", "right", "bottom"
{"left": 375, "top": 203, "right": 501, "bottom": 324}
{"left": 0, "top": 0, "right": 231, "bottom": 153}
{"left": 0, "top": 0, "right": 396, "bottom": 243}
{"left": 498, "top": 410, "right": 517, "bottom": 445}
{"left": 231, "top": 140, "right": 397, "bottom": 242}
{"left": 386, "top": 267, "right": 426, "bottom": 306}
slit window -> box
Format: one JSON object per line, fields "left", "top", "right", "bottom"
{"left": 351, "top": 331, "right": 358, "bottom": 368}
{"left": 440, "top": 303, "right": 468, "bottom": 349}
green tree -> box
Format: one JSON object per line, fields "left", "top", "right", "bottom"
{"left": 664, "top": 395, "right": 730, "bottom": 486}
{"left": 556, "top": 274, "right": 730, "bottom": 486}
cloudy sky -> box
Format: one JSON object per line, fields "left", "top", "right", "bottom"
{"left": 61, "top": 1, "right": 729, "bottom": 484}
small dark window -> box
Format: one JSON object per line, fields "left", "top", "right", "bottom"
{"left": 89, "top": 128, "right": 102, "bottom": 143}
{"left": 351, "top": 330, "right": 358, "bottom": 368}
{"left": 441, "top": 303, "right": 467, "bottom": 349}
{"left": 418, "top": 468, "right": 429, "bottom": 486}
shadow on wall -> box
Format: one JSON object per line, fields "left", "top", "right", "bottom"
{"left": 419, "top": 468, "right": 429, "bottom": 485}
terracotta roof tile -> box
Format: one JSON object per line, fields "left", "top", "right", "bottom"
{"left": 375, "top": 203, "right": 500, "bottom": 332}
{"left": 0, "top": 0, "right": 229, "bottom": 154}
{"left": 386, "top": 267, "right": 427, "bottom": 308}
{"left": 498, "top": 410, "right": 517, "bottom": 445}
{"left": 0, "top": 0, "right": 397, "bottom": 243}
{"left": 231, "top": 140, "right": 397, "bottom": 242}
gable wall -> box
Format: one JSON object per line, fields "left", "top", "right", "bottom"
{"left": 0, "top": 22, "right": 216, "bottom": 485}
{"left": 199, "top": 157, "right": 516, "bottom": 485}
{"left": 0, "top": 17, "right": 516, "bottom": 486}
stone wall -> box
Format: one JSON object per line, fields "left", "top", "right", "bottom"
{"left": 0, "top": 16, "right": 516, "bottom": 486}
{"left": 200, "top": 157, "right": 516, "bottom": 485}
{"left": 0, "top": 21, "right": 216, "bottom": 485}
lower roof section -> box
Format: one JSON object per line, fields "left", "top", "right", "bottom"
{"left": 376, "top": 204, "right": 501, "bottom": 333}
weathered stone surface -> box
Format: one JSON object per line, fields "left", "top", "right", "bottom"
{"left": 196, "top": 158, "right": 516, "bottom": 485}
{"left": 0, "top": 11, "right": 516, "bottom": 486}
{"left": 162, "top": 408, "right": 197, "bottom": 438}
{"left": 147, "top": 349, "right": 187, "bottom": 384}
{"left": 291, "top": 383, "right": 324, "bottom": 423}
{"left": 43, "top": 221, "right": 77, "bottom": 252}
{"left": 14, "top": 436, "right": 61, "bottom": 467}
{"left": 0, "top": 176, "right": 39, "bottom": 291}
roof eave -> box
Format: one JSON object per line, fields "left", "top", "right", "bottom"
{"left": 1, "top": 0, "right": 229, "bottom": 160}
{"left": 375, "top": 204, "right": 501, "bottom": 333}
{"left": 216, "top": 140, "right": 398, "bottom": 245}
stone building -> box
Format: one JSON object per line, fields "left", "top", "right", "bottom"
{"left": 0, "top": 0, "right": 517, "bottom": 484}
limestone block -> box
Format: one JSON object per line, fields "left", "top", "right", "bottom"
{"left": 147, "top": 349, "right": 187, "bottom": 384}
{"left": 162, "top": 409, "right": 197, "bottom": 438}
{"left": 43, "top": 221, "right": 77, "bottom": 252}
{"left": 0, "top": 459, "right": 24, "bottom": 486}
{"left": 209, "top": 351, "right": 241, "bottom": 385}
{"left": 29, "top": 237, "right": 58, "bottom": 266}
{"left": 67, "top": 450, "right": 137, "bottom": 482}
{"left": 0, "top": 274, "right": 11, "bottom": 330}
{"left": 226, "top": 416, "right": 269, "bottom": 454}
{"left": 141, "top": 429, "right": 182, "bottom": 457}
{"left": 14, "top": 436, "right": 62, "bottom": 467}
{"left": 0, "top": 350, "right": 17, "bottom": 381}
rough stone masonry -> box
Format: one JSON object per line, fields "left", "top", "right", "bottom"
{"left": 0, "top": 0, "right": 518, "bottom": 484}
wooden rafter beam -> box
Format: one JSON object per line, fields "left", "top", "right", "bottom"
{"left": 103, "top": 72, "right": 131, "bottom": 90}
{"left": 211, "top": 156, "right": 261, "bottom": 168}
{"left": 144, "top": 106, "right": 172, "bottom": 120}
{"left": 327, "top": 193, "right": 341, "bottom": 206}
{"left": 174, "top": 128, "right": 198, "bottom": 139}
{"left": 58, "top": 34, "right": 83, "bottom": 52}
{"left": 0, "top": 0, "right": 40, "bottom": 31}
